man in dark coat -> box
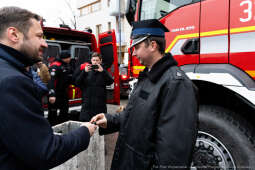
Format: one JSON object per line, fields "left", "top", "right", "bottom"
{"left": 48, "top": 50, "right": 73, "bottom": 125}
{"left": 0, "top": 6, "right": 97, "bottom": 170}
{"left": 91, "top": 19, "right": 198, "bottom": 170}
{"left": 75, "top": 52, "right": 113, "bottom": 122}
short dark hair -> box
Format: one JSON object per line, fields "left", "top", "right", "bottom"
{"left": 144, "top": 36, "right": 166, "bottom": 54}
{"left": 0, "top": 7, "right": 41, "bottom": 38}
{"left": 91, "top": 52, "right": 102, "bottom": 60}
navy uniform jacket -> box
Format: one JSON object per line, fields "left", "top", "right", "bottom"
{"left": 0, "top": 43, "right": 90, "bottom": 170}
{"left": 100, "top": 53, "right": 198, "bottom": 170}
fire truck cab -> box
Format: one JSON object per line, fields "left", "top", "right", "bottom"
{"left": 124, "top": 0, "right": 255, "bottom": 169}
{"left": 42, "top": 26, "right": 120, "bottom": 120}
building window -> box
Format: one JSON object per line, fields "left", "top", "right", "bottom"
{"left": 108, "top": 22, "right": 111, "bottom": 31}
{"left": 80, "top": 6, "right": 90, "bottom": 16}
{"left": 79, "top": 1, "right": 101, "bottom": 16}
{"left": 96, "top": 24, "right": 102, "bottom": 39}
{"left": 92, "top": 2, "right": 101, "bottom": 12}
{"left": 84, "top": 6, "right": 90, "bottom": 15}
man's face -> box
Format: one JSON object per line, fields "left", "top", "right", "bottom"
{"left": 132, "top": 41, "right": 153, "bottom": 67}
{"left": 19, "top": 19, "right": 48, "bottom": 63}
{"left": 91, "top": 56, "right": 102, "bottom": 65}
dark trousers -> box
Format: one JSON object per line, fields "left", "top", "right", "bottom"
{"left": 48, "top": 95, "right": 69, "bottom": 125}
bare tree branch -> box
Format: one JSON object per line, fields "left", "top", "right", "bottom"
{"left": 65, "top": 0, "right": 77, "bottom": 29}
{"left": 58, "top": 17, "right": 66, "bottom": 25}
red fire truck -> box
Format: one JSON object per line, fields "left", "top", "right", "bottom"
{"left": 125, "top": 0, "right": 255, "bottom": 169}
{"left": 42, "top": 25, "right": 120, "bottom": 119}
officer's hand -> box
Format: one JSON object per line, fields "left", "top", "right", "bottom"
{"left": 90, "top": 113, "right": 107, "bottom": 128}
{"left": 85, "top": 64, "right": 91, "bottom": 72}
{"left": 49, "top": 97, "right": 56, "bottom": 104}
{"left": 97, "top": 64, "right": 103, "bottom": 72}
{"left": 80, "top": 122, "right": 97, "bottom": 136}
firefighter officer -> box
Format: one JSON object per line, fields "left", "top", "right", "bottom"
{"left": 91, "top": 19, "right": 198, "bottom": 169}
{"left": 48, "top": 50, "right": 73, "bottom": 125}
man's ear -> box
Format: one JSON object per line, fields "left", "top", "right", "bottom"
{"left": 150, "top": 40, "right": 158, "bottom": 52}
{"left": 7, "top": 27, "right": 21, "bottom": 43}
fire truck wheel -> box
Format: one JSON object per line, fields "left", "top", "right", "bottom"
{"left": 192, "top": 105, "right": 255, "bottom": 170}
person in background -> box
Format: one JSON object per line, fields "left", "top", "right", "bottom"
{"left": 30, "top": 65, "right": 48, "bottom": 98}
{"left": 29, "top": 61, "right": 51, "bottom": 98}
{"left": 75, "top": 52, "right": 113, "bottom": 122}
{"left": 91, "top": 19, "right": 198, "bottom": 170}
{"left": 0, "top": 6, "right": 97, "bottom": 170}
{"left": 36, "top": 61, "right": 51, "bottom": 84}
{"left": 48, "top": 50, "right": 73, "bottom": 125}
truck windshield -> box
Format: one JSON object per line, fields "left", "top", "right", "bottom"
{"left": 140, "top": 0, "right": 192, "bottom": 20}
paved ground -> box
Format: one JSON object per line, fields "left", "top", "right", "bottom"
{"left": 104, "top": 99, "right": 128, "bottom": 170}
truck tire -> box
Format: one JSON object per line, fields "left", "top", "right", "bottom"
{"left": 192, "top": 105, "right": 255, "bottom": 170}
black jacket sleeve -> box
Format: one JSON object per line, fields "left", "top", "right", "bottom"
{"left": 103, "top": 70, "right": 114, "bottom": 85}
{"left": 48, "top": 65, "right": 60, "bottom": 97}
{"left": 153, "top": 77, "right": 198, "bottom": 170}
{"left": 99, "top": 111, "right": 125, "bottom": 135}
{"left": 0, "top": 76, "right": 91, "bottom": 169}
{"left": 74, "top": 69, "right": 88, "bottom": 87}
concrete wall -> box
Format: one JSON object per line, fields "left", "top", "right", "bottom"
{"left": 52, "top": 121, "right": 105, "bottom": 170}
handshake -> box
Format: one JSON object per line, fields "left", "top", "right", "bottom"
{"left": 80, "top": 113, "right": 107, "bottom": 136}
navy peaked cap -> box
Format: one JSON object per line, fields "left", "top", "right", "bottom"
{"left": 60, "top": 50, "right": 71, "bottom": 59}
{"left": 131, "top": 19, "right": 169, "bottom": 47}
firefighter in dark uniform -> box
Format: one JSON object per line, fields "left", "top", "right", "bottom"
{"left": 91, "top": 19, "right": 199, "bottom": 170}
{"left": 48, "top": 50, "right": 72, "bottom": 125}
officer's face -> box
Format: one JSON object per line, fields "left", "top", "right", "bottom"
{"left": 132, "top": 41, "right": 154, "bottom": 68}
{"left": 19, "top": 19, "right": 48, "bottom": 63}
{"left": 91, "top": 56, "right": 102, "bottom": 65}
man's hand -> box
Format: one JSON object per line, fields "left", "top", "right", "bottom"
{"left": 80, "top": 122, "right": 97, "bottom": 136}
{"left": 97, "top": 64, "right": 103, "bottom": 72}
{"left": 90, "top": 113, "right": 107, "bottom": 128}
{"left": 49, "top": 97, "right": 56, "bottom": 104}
{"left": 85, "top": 64, "right": 92, "bottom": 72}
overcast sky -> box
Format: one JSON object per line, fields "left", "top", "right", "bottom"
{"left": 0, "top": 0, "right": 78, "bottom": 28}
